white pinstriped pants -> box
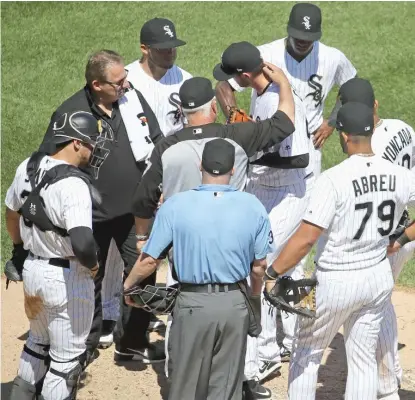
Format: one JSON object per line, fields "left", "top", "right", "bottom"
{"left": 376, "top": 241, "right": 415, "bottom": 399}
{"left": 18, "top": 256, "right": 94, "bottom": 399}
{"left": 288, "top": 259, "right": 394, "bottom": 400}
{"left": 243, "top": 177, "right": 313, "bottom": 379}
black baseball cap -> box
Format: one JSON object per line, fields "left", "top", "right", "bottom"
{"left": 202, "top": 139, "right": 235, "bottom": 175}
{"left": 179, "top": 77, "right": 215, "bottom": 109}
{"left": 287, "top": 3, "right": 322, "bottom": 41}
{"left": 339, "top": 78, "right": 375, "bottom": 108}
{"left": 213, "top": 41, "right": 262, "bottom": 81}
{"left": 140, "top": 18, "right": 186, "bottom": 49}
{"left": 336, "top": 102, "right": 374, "bottom": 136}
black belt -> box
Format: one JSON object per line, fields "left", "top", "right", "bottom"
{"left": 29, "top": 252, "right": 70, "bottom": 268}
{"left": 180, "top": 282, "right": 240, "bottom": 293}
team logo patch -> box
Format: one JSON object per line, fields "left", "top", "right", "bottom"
{"left": 302, "top": 16, "right": 311, "bottom": 30}
{"left": 164, "top": 25, "right": 174, "bottom": 38}
{"left": 306, "top": 74, "right": 323, "bottom": 107}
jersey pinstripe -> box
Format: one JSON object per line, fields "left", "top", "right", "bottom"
{"left": 5, "top": 156, "right": 92, "bottom": 258}
{"left": 372, "top": 119, "right": 415, "bottom": 171}
{"left": 306, "top": 155, "right": 415, "bottom": 270}
{"left": 125, "top": 60, "right": 192, "bottom": 137}
{"left": 249, "top": 85, "right": 309, "bottom": 187}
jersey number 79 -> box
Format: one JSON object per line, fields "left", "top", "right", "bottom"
{"left": 353, "top": 200, "right": 396, "bottom": 240}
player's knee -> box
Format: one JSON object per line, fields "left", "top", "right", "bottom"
{"left": 9, "top": 375, "right": 38, "bottom": 400}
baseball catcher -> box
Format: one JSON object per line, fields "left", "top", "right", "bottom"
{"left": 226, "top": 106, "right": 254, "bottom": 124}
{"left": 4, "top": 243, "right": 29, "bottom": 289}
{"left": 264, "top": 275, "right": 317, "bottom": 319}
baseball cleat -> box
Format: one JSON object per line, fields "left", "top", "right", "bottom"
{"left": 98, "top": 332, "right": 114, "bottom": 349}
{"left": 114, "top": 344, "right": 165, "bottom": 364}
{"left": 243, "top": 379, "right": 272, "bottom": 399}
{"left": 148, "top": 317, "right": 166, "bottom": 332}
{"left": 280, "top": 346, "right": 291, "bottom": 362}
{"left": 257, "top": 360, "right": 282, "bottom": 382}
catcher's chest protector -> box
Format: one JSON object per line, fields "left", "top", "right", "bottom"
{"left": 19, "top": 152, "right": 95, "bottom": 237}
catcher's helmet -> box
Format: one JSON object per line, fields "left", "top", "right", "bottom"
{"left": 51, "top": 111, "right": 113, "bottom": 179}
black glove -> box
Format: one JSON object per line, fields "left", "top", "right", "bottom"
{"left": 4, "top": 243, "right": 29, "bottom": 289}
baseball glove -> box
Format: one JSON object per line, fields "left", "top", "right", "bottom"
{"left": 226, "top": 106, "right": 254, "bottom": 124}
{"left": 264, "top": 276, "right": 318, "bottom": 319}
{"left": 4, "top": 243, "right": 29, "bottom": 289}
{"left": 124, "top": 284, "right": 178, "bottom": 314}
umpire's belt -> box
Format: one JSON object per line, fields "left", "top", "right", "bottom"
{"left": 29, "top": 251, "right": 70, "bottom": 268}
{"left": 180, "top": 282, "right": 240, "bottom": 293}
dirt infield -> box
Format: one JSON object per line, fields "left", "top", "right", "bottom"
{"left": 2, "top": 268, "right": 415, "bottom": 399}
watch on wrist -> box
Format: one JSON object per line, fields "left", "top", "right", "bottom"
{"left": 136, "top": 234, "right": 149, "bottom": 241}
{"left": 265, "top": 266, "right": 279, "bottom": 280}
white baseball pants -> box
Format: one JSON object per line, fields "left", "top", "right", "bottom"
{"left": 288, "top": 259, "right": 394, "bottom": 400}
{"left": 376, "top": 240, "right": 415, "bottom": 399}
{"left": 18, "top": 256, "right": 94, "bottom": 399}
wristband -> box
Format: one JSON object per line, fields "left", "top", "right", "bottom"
{"left": 396, "top": 232, "right": 411, "bottom": 247}
{"left": 265, "top": 266, "right": 279, "bottom": 280}
{"left": 136, "top": 234, "right": 149, "bottom": 241}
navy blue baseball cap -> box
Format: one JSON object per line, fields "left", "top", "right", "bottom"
{"left": 336, "top": 102, "right": 374, "bottom": 136}
{"left": 202, "top": 139, "right": 235, "bottom": 175}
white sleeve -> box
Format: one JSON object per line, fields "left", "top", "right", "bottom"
{"left": 334, "top": 50, "right": 357, "bottom": 86}
{"left": 279, "top": 95, "right": 309, "bottom": 157}
{"left": 303, "top": 173, "right": 337, "bottom": 229}
{"left": 4, "top": 161, "right": 28, "bottom": 211}
{"left": 409, "top": 125, "right": 415, "bottom": 171}
{"left": 61, "top": 178, "right": 93, "bottom": 231}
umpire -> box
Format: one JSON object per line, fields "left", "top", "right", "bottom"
{"left": 38, "top": 50, "right": 164, "bottom": 363}
{"left": 124, "top": 138, "right": 274, "bottom": 400}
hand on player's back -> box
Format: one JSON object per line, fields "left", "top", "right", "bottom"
{"left": 262, "top": 62, "right": 289, "bottom": 86}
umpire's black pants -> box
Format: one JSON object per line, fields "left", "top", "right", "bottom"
{"left": 86, "top": 213, "right": 155, "bottom": 354}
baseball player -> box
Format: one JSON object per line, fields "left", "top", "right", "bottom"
{"left": 216, "top": 2, "right": 357, "bottom": 179}
{"left": 214, "top": 40, "right": 310, "bottom": 386}
{"left": 125, "top": 17, "right": 192, "bottom": 137}
{"left": 6, "top": 111, "right": 112, "bottom": 400}
{"left": 264, "top": 102, "right": 415, "bottom": 400}
{"left": 99, "top": 17, "right": 193, "bottom": 341}
{"left": 338, "top": 77, "right": 415, "bottom": 399}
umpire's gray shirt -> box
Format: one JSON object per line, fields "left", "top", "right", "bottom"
{"left": 132, "top": 110, "right": 294, "bottom": 218}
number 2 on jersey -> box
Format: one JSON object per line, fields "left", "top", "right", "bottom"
{"left": 353, "top": 200, "right": 395, "bottom": 240}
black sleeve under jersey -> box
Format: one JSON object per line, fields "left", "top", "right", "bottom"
{"left": 136, "top": 90, "right": 163, "bottom": 145}
{"left": 220, "top": 110, "right": 295, "bottom": 158}
{"left": 251, "top": 153, "right": 309, "bottom": 169}
{"left": 69, "top": 226, "right": 97, "bottom": 269}
{"left": 131, "top": 144, "right": 164, "bottom": 219}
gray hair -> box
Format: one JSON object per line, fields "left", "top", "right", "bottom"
{"left": 85, "top": 50, "right": 124, "bottom": 85}
{"left": 182, "top": 97, "right": 215, "bottom": 118}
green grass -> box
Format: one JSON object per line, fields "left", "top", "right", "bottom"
{"left": 2, "top": 2, "right": 415, "bottom": 285}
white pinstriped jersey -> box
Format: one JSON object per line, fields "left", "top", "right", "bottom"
{"left": 305, "top": 155, "right": 415, "bottom": 270}
{"left": 372, "top": 119, "right": 415, "bottom": 171}
{"left": 5, "top": 156, "right": 92, "bottom": 259}
{"left": 230, "top": 38, "right": 356, "bottom": 134}
{"left": 125, "top": 60, "right": 192, "bottom": 137}
{"left": 248, "top": 84, "right": 309, "bottom": 187}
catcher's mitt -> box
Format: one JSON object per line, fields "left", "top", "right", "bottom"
{"left": 264, "top": 276, "right": 317, "bottom": 319}
{"left": 4, "top": 243, "right": 29, "bottom": 289}
{"left": 124, "top": 284, "right": 178, "bottom": 314}
{"left": 226, "top": 106, "right": 254, "bottom": 124}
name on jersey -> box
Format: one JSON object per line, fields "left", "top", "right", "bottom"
{"left": 352, "top": 174, "right": 396, "bottom": 198}
{"left": 381, "top": 128, "right": 412, "bottom": 163}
